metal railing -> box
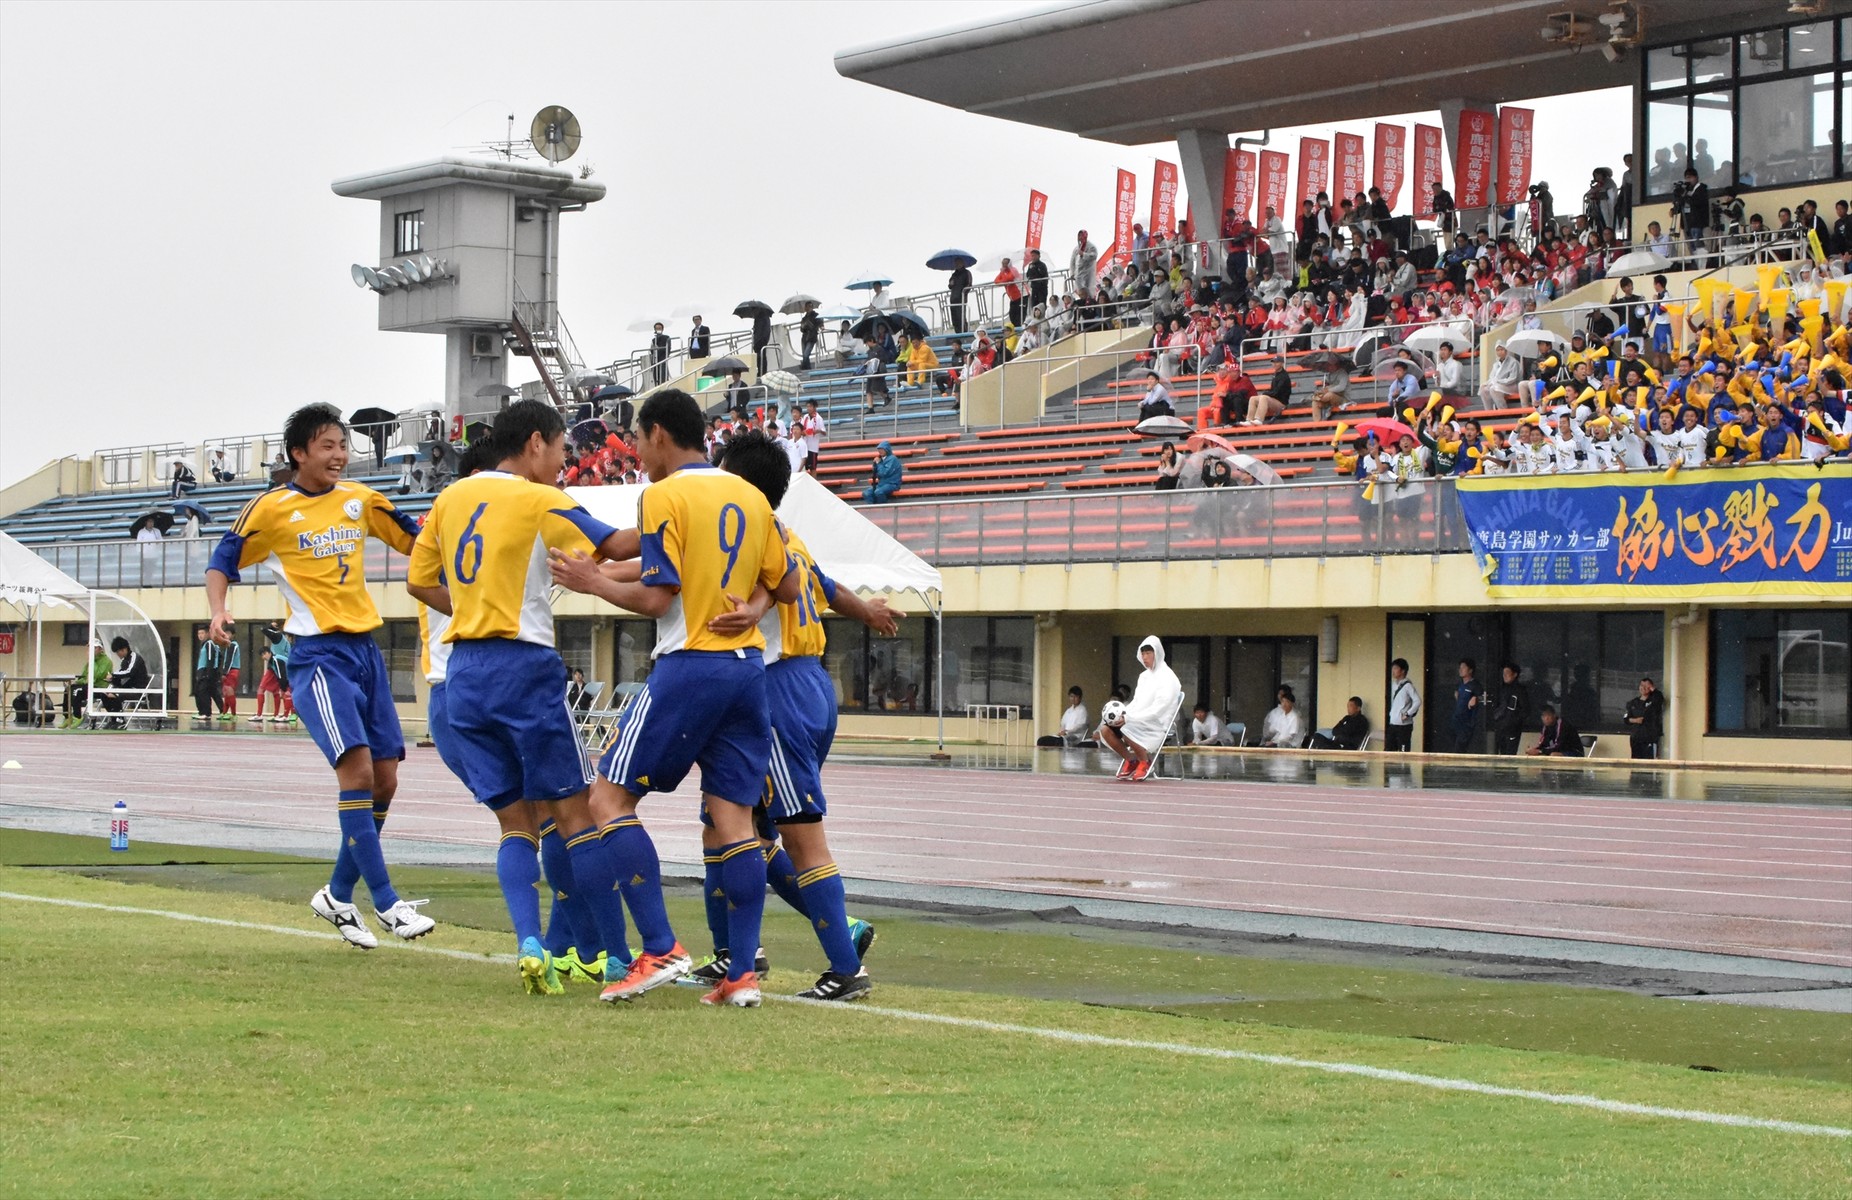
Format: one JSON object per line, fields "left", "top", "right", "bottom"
{"left": 35, "top": 478, "right": 1469, "bottom": 587}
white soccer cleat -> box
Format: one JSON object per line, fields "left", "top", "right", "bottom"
{"left": 374, "top": 898, "right": 435, "bottom": 940}
{"left": 310, "top": 886, "right": 378, "bottom": 949}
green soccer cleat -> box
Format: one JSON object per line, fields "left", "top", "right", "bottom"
{"left": 559, "top": 948, "right": 608, "bottom": 986}
{"left": 519, "top": 936, "right": 563, "bottom": 995}
{"left": 849, "top": 917, "right": 877, "bottom": 962}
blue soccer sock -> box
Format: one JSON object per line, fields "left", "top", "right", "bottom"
{"left": 715, "top": 839, "right": 767, "bottom": 982}
{"left": 602, "top": 817, "right": 676, "bottom": 956}
{"left": 328, "top": 799, "right": 390, "bottom": 902}
{"left": 765, "top": 845, "right": 811, "bottom": 919}
{"left": 332, "top": 790, "right": 399, "bottom": 911}
{"left": 496, "top": 830, "right": 543, "bottom": 950}
{"left": 702, "top": 851, "right": 730, "bottom": 955}
{"left": 540, "top": 822, "right": 606, "bottom": 961}
{"left": 797, "top": 861, "right": 860, "bottom": 975}
{"left": 564, "top": 825, "right": 631, "bottom": 968}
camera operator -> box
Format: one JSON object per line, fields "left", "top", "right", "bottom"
{"left": 1671, "top": 166, "right": 1709, "bottom": 268}
{"left": 1582, "top": 168, "right": 1617, "bottom": 235}
{"left": 1526, "top": 182, "right": 1554, "bottom": 243}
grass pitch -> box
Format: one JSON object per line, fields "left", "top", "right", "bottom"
{"left": 0, "top": 831, "right": 1848, "bottom": 1198}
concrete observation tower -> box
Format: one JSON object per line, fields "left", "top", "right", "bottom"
{"left": 331, "top": 108, "right": 605, "bottom": 423}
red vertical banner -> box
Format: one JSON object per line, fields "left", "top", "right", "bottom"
{"left": 1225, "top": 148, "right": 1257, "bottom": 222}
{"left": 1024, "top": 189, "right": 1048, "bottom": 251}
{"left": 1496, "top": 107, "right": 1534, "bottom": 205}
{"left": 1258, "top": 150, "right": 1291, "bottom": 226}
{"left": 1334, "top": 132, "right": 1366, "bottom": 202}
{"left": 1454, "top": 108, "right": 1497, "bottom": 209}
{"left": 1110, "top": 168, "right": 1137, "bottom": 265}
{"left": 1373, "top": 123, "right": 1405, "bottom": 209}
{"left": 1413, "top": 124, "right": 1444, "bottom": 218}
{"left": 1150, "top": 160, "right": 1179, "bottom": 238}
{"left": 1294, "top": 137, "right": 1329, "bottom": 214}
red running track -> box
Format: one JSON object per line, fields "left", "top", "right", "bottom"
{"left": 2, "top": 733, "right": 1848, "bottom": 967}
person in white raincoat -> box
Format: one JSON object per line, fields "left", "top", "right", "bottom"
{"left": 1099, "top": 635, "right": 1184, "bottom": 781}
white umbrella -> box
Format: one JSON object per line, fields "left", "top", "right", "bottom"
{"left": 1606, "top": 249, "right": 1673, "bottom": 277}
{"left": 569, "top": 369, "right": 612, "bottom": 389}
{"left": 780, "top": 294, "right": 820, "bottom": 316}
{"left": 383, "top": 445, "right": 420, "bottom": 463}
{"left": 760, "top": 370, "right": 802, "bottom": 396}
{"left": 626, "top": 317, "right": 663, "bottom": 334}
{"left": 1504, "top": 329, "right": 1568, "bottom": 357}
{"left": 1226, "top": 453, "right": 1283, "bottom": 485}
{"left": 669, "top": 303, "right": 711, "bottom": 320}
{"left": 402, "top": 399, "right": 445, "bottom": 413}
{"left": 1401, "top": 322, "right": 1475, "bottom": 356}
{"left": 1133, "top": 415, "right": 1192, "bottom": 439}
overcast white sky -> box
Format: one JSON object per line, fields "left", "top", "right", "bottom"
{"left": 0, "top": 1, "right": 1625, "bottom": 488}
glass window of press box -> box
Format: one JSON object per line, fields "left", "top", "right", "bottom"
{"left": 608, "top": 615, "right": 1035, "bottom": 717}
{"left": 1641, "top": 19, "right": 1848, "bottom": 199}
{"left": 1709, "top": 610, "right": 1851, "bottom": 739}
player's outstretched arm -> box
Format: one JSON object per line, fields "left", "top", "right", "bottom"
{"left": 205, "top": 569, "right": 236, "bottom": 646}
{"left": 595, "top": 528, "right": 641, "bottom": 562}
{"left": 827, "top": 588, "right": 901, "bottom": 636}
{"left": 548, "top": 548, "right": 674, "bottom": 617}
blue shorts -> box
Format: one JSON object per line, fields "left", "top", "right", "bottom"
{"left": 765, "top": 656, "right": 837, "bottom": 823}
{"left": 1651, "top": 325, "right": 1671, "bottom": 353}
{"left": 445, "top": 639, "right": 593, "bottom": 809}
{"left": 293, "top": 632, "right": 404, "bottom": 768}
{"left": 599, "top": 649, "right": 769, "bottom": 808}
{"left": 426, "top": 682, "right": 474, "bottom": 791}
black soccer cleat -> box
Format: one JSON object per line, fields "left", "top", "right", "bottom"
{"left": 797, "top": 968, "right": 872, "bottom": 1002}
{"left": 681, "top": 947, "right": 769, "bottom": 987}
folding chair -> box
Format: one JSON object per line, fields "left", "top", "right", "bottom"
{"left": 1142, "top": 693, "right": 1189, "bottom": 781}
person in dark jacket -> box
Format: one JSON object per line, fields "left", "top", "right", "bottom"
{"left": 1490, "top": 661, "right": 1529, "bottom": 755}
{"left": 798, "top": 305, "right": 822, "bottom": 370}
{"left": 1622, "top": 676, "right": 1666, "bottom": 759}
{"left": 750, "top": 309, "right": 773, "bottom": 376}
{"left": 1024, "top": 249, "right": 1049, "bottom": 309}
{"left": 1450, "top": 658, "right": 1484, "bottom": 753}
{"left": 688, "top": 315, "right": 711, "bottom": 360}
{"left": 1524, "top": 704, "right": 1583, "bottom": 757}
{"left": 1309, "top": 697, "right": 1372, "bottom": 750}
{"left": 947, "top": 264, "right": 973, "bottom": 333}
{"left": 650, "top": 322, "right": 671, "bottom": 385}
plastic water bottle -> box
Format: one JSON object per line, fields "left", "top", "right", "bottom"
{"left": 110, "top": 800, "right": 129, "bottom": 852}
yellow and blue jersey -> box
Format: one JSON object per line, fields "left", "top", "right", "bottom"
{"left": 637, "top": 463, "right": 792, "bottom": 657}
{"left": 208, "top": 480, "right": 418, "bottom": 637}
{"left": 416, "top": 603, "right": 452, "bottom": 684}
{"left": 408, "top": 471, "right": 618, "bottom": 647}
{"left": 760, "top": 527, "right": 837, "bottom": 665}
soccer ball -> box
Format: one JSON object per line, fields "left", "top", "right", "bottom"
{"left": 1100, "top": 700, "right": 1127, "bottom": 728}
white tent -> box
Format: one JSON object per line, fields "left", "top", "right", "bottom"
{"left": 0, "top": 530, "right": 169, "bottom": 721}
{"left": 567, "top": 471, "right": 950, "bottom": 744}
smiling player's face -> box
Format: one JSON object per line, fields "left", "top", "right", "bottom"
{"left": 296, "top": 425, "right": 348, "bottom": 488}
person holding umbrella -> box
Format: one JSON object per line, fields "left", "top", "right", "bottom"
{"left": 948, "top": 261, "right": 972, "bottom": 333}
{"left": 799, "top": 303, "right": 821, "bottom": 370}
{"left": 739, "top": 302, "right": 773, "bottom": 375}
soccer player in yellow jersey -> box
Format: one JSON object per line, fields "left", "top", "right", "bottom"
{"left": 549, "top": 389, "right": 800, "bottom": 1008}
{"left": 206, "top": 403, "right": 434, "bottom": 949}
{"left": 409, "top": 401, "right": 637, "bottom": 995}
{"left": 702, "top": 430, "right": 899, "bottom": 1001}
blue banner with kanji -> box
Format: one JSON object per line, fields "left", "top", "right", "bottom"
{"left": 1455, "top": 464, "right": 1852, "bottom": 598}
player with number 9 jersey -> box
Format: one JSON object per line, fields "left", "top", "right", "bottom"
{"left": 208, "top": 478, "right": 419, "bottom": 767}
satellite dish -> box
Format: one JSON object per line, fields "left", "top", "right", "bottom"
{"left": 400, "top": 258, "right": 425, "bottom": 283}
{"left": 350, "top": 263, "right": 379, "bottom": 290}
{"left": 529, "top": 105, "right": 581, "bottom": 163}
{"left": 418, "top": 253, "right": 439, "bottom": 278}
{"left": 379, "top": 266, "right": 408, "bottom": 287}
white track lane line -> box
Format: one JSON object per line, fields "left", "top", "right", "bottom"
{"left": 1, "top": 888, "right": 1846, "bottom": 1141}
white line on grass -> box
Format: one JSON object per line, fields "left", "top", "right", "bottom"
{"left": 4, "top": 888, "right": 1848, "bottom": 1140}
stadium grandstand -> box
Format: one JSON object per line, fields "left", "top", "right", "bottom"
{"left": 3, "top": 0, "right": 1849, "bottom": 773}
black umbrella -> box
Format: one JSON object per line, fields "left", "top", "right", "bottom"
{"left": 129, "top": 510, "right": 174, "bottom": 538}
{"left": 474, "top": 383, "right": 521, "bottom": 398}
{"left": 734, "top": 300, "right": 774, "bottom": 319}
{"left": 349, "top": 406, "right": 396, "bottom": 433}
{"left": 591, "top": 383, "right": 635, "bottom": 401}
{"left": 700, "top": 356, "right": 751, "bottom": 377}
{"left": 849, "top": 310, "right": 928, "bottom": 341}
{"left": 462, "top": 420, "right": 493, "bottom": 445}
{"left": 571, "top": 418, "right": 609, "bottom": 445}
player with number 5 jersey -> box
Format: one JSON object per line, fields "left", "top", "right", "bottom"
{"left": 206, "top": 402, "right": 433, "bottom": 949}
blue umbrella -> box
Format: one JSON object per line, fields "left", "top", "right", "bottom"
{"left": 592, "top": 383, "right": 635, "bottom": 401}
{"left": 170, "top": 500, "right": 213, "bottom": 524}
{"left": 926, "top": 249, "right": 976, "bottom": 271}
{"left": 844, "top": 271, "right": 893, "bottom": 291}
